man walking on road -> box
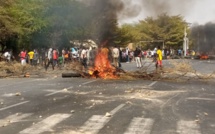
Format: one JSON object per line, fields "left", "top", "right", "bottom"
{"left": 156, "top": 46, "right": 162, "bottom": 70}
{"left": 134, "top": 47, "right": 142, "bottom": 68}
{"left": 45, "top": 48, "right": 54, "bottom": 71}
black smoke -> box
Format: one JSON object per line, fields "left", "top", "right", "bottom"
{"left": 191, "top": 23, "right": 215, "bottom": 54}
{"left": 84, "top": 0, "right": 124, "bottom": 44}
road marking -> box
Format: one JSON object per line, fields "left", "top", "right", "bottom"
{"left": 0, "top": 101, "right": 29, "bottom": 111}
{"left": 44, "top": 87, "right": 73, "bottom": 97}
{"left": 0, "top": 113, "right": 33, "bottom": 126}
{"left": 79, "top": 115, "right": 110, "bottom": 134}
{"left": 124, "top": 117, "right": 154, "bottom": 134}
{"left": 82, "top": 80, "right": 98, "bottom": 85}
{"left": 45, "top": 90, "right": 65, "bottom": 96}
{"left": 19, "top": 114, "right": 71, "bottom": 134}
{"left": 65, "top": 104, "right": 125, "bottom": 134}
{"left": 187, "top": 97, "right": 215, "bottom": 101}
{"left": 110, "top": 104, "right": 126, "bottom": 115}
{"left": 148, "top": 81, "right": 157, "bottom": 87}
{"left": 177, "top": 120, "right": 201, "bottom": 134}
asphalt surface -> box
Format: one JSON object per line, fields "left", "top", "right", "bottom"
{"left": 0, "top": 59, "right": 215, "bottom": 134}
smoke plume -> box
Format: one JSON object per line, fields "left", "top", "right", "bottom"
{"left": 118, "top": 0, "right": 196, "bottom": 24}
{"left": 191, "top": 23, "right": 215, "bottom": 54}
{"left": 81, "top": 0, "right": 124, "bottom": 44}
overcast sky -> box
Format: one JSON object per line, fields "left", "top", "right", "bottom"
{"left": 118, "top": 0, "right": 215, "bottom": 25}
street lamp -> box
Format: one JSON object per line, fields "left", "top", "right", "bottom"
{"left": 183, "top": 27, "right": 189, "bottom": 56}
{"left": 183, "top": 22, "right": 192, "bottom": 56}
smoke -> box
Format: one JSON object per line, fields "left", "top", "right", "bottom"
{"left": 191, "top": 23, "right": 215, "bottom": 53}
{"left": 83, "top": 0, "right": 215, "bottom": 52}
{"left": 118, "top": 0, "right": 196, "bottom": 24}
{"left": 82, "top": 0, "right": 124, "bottom": 44}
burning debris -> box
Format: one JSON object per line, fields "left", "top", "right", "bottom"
{"left": 89, "top": 44, "right": 118, "bottom": 79}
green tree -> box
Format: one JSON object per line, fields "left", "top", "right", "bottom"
{"left": 117, "top": 14, "right": 188, "bottom": 49}
{"left": 0, "top": 0, "right": 47, "bottom": 53}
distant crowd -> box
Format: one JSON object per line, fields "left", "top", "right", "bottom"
{"left": 1, "top": 46, "right": 197, "bottom": 72}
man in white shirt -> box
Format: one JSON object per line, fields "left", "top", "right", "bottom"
{"left": 112, "top": 45, "right": 119, "bottom": 67}
{"left": 3, "top": 51, "right": 11, "bottom": 62}
{"left": 80, "top": 47, "right": 87, "bottom": 70}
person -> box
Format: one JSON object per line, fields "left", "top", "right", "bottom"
{"left": 40, "top": 48, "right": 46, "bottom": 66}
{"left": 52, "top": 48, "right": 58, "bottom": 69}
{"left": 62, "top": 48, "right": 65, "bottom": 66}
{"left": 64, "top": 49, "right": 69, "bottom": 63}
{"left": 45, "top": 48, "right": 54, "bottom": 71}
{"left": 118, "top": 47, "right": 122, "bottom": 68}
{"left": 134, "top": 47, "right": 142, "bottom": 68}
{"left": 178, "top": 48, "right": 182, "bottom": 56}
{"left": 126, "top": 47, "right": 130, "bottom": 63}
{"left": 153, "top": 47, "right": 157, "bottom": 62}
{"left": 89, "top": 47, "right": 97, "bottom": 66}
{"left": 112, "top": 45, "right": 119, "bottom": 67}
{"left": 156, "top": 46, "right": 162, "bottom": 70}
{"left": 33, "top": 49, "right": 39, "bottom": 66}
{"left": 80, "top": 47, "right": 87, "bottom": 71}
{"left": 58, "top": 56, "right": 63, "bottom": 69}
{"left": 28, "top": 50, "right": 34, "bottom": 65}
{"left": 3, "top": 50, "right": 11, "bottom": 62}
{"left": 19, "top": 49, "right": 27, "bottom": 65}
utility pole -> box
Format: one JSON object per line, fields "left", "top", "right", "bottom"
{"left": 183, "top": 27, "right": 189, "bottom": 56}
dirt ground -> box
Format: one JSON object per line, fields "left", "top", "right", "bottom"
{"left": 0, "top": 61, "right": 85, "bottom": 78}
{"left": 0, "top": 61, "right": 214, "bottom": 81}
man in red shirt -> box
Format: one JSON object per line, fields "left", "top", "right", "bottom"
{"left": 19, "top": 49, "right": 27, "bottom": 65}
{"left": 52, "top": 48, "right": 58, "bottom": 69}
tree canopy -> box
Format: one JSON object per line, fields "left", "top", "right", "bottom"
{"left": 118, "top": 14, "right": 188, "bottom": 49}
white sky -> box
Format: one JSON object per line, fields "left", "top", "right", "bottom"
{"left": 118, "top": 0, "right": 215, "bottom": 25}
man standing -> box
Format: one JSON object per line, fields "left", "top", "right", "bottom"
{"left": 3, "top": 50, "right": 11, "bottom": 62}
{"left": 80, "top": 47, "right": 87, "bottom": 71}
{"left": 112, "top": 45, "right": 119, "bottom": 67}
{"left": 89, "top": 47, "right": 97, "bottom": 66}
{"left": 156, "top": 46, "right": 163, "bottom": 70}
{"left": 45, "top": 48, "right": 54, "bottom": 71}
{"left": 134, "top": 47, "right": 142, "bottom": 68}
{"left": 33, "top": 49, "right": 39, "bottom": 66}
{"left": 28, "top": 50, "right": 34, "bottom": 65}
{"left": 19, "top": 49, "right": 27, "bottom": 65}
{"left": 52, "top": 48, "right": 58, "bottom": 69}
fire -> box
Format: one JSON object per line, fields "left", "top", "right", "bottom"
{"left": 89, "top": 47, "right": 118, "bottom": 79}
{"left": 200, "top": 53, "right": 209, "bottom": 60}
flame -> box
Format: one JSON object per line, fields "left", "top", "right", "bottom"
{"left": 89, "top": 47, "right": 118, "bottom": 79}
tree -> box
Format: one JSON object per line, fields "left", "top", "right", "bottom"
{"left": 0, "top": 0, "right": 47, "bottom": 54}
{"left": 117, "top": 14, "right": 188, "bottom": 49}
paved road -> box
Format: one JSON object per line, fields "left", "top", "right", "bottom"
{"left": 0, "top": 60, "right": 215, "bottom": 134}
{"left": 122, "top": 58, "right": 215, "bottom": 75}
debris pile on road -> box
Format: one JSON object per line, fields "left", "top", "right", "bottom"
{"left": 0, "top": 62, "right": 32, "bottom": 78}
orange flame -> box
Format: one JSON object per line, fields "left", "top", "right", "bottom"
{"left": 89, "top": 47, "right": 118, "bottom": 79}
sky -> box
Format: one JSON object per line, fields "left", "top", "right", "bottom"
{"left": 118, "top": 0, "right": 215, "bottom": 25}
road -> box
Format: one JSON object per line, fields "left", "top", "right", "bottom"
{"left": 0, "top": 59, "right": 215, "bottom": 134}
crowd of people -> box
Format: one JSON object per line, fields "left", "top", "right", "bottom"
{"left": 1, "top": 45, "right": 189, "bottom": 73}
{"left": 15, "top": 47, "right": 99, "bottom": 71}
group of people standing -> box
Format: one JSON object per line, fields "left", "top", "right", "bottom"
{"left": 18, "top": 48, "right": 60, "bottom": 71}
{"left": 18, "top": 47, "right": 99, "bottom": 71}
{"left": 133, "top": 46, "right": 163, "bottom": 70}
